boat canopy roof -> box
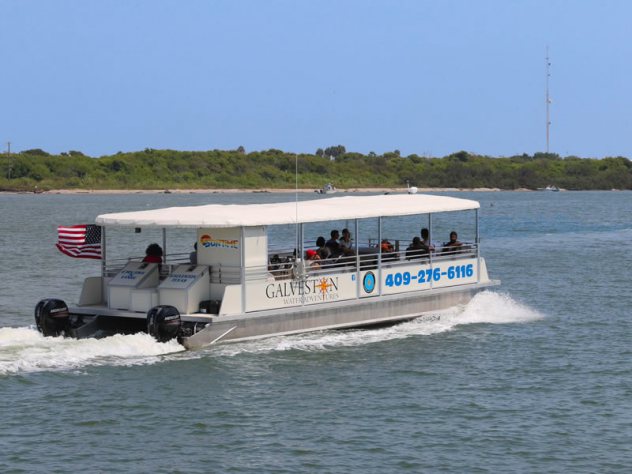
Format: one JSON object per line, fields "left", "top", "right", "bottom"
{"left": 95, "top": 194, "right": 480, "bottom": 229}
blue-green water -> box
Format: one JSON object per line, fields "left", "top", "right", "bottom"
{"left": 1, "top": 191, "right": 631, "bottom": 473}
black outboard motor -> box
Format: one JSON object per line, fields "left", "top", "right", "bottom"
{"left": 146, "top": 305, "right": 182, "bottom": 343}
{"left": 34, "top": 299, "right": 70, "bottom": 337}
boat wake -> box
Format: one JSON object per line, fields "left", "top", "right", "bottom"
{"left": 0, "top": 328, "right": 183, "bottom": 376}
{"left": 0, "top": 292, "right": 541, "bottom": 375}
{"left": 212, "top": 291, "right": 543, "bottom": 356}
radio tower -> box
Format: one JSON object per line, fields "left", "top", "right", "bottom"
{"left": 546, "top": 47, "right": 551, "bottom": 153}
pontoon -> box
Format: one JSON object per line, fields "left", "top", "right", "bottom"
{"left": 35, "top": 194, "right": 499, "bottom": 349}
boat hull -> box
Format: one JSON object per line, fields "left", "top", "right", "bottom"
{"left": 181, "top": 280, "right": 498, "bottom": 349}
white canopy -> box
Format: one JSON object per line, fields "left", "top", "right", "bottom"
{"left": 95, "top": 194, "right": 479, "bottom": 228}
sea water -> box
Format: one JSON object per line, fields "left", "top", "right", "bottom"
{"left": 0, "top": 191, "right": 630, "bottom": 473}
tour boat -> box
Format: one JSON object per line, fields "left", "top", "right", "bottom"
{"left": 35, "top": 194, "right": 499, "bottom": 349}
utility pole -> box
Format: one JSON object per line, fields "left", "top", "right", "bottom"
{"left": 546, "top": 47, "right": 551, "bottom": 154}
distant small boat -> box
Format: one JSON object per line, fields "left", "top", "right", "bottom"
{"left": 538, "top": 185, "right": 560, "bottom": 192}
{"left": 315, "top": 183, "right": 337, "bottom": 194}
{"left": 406, "top": 181, "right": 418, "bottom": 194}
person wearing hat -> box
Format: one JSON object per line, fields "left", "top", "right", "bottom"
{"left": 305, "top": 248, "right": 321, "bottom": 269}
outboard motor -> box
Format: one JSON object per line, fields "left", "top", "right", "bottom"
{"left": 34, "top": 299, "right": 70, "bottom": 337}
{"left": 146, "top": 305, "right": 182, "bottom": 343}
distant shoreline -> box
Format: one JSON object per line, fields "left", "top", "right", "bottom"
{"left": 1, "top": 187, "right": 529, "bottom": 195}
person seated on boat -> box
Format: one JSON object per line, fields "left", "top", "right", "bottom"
{"left": 420, "top": 228, "right": 436, "bottom": 254}
{"left": 336, "top": 228, "right": 356, "bottom": 266}
{"left": 340, "top": 228, "right": 355, "bottom": 254}
{"left": 326, "top": 230, "right": 342, "bottom": 257}
{"left": 380, "top": 239, "right": 394, "bottom": 252}
{"left": 143, "top": 243, "right": 163, "bottom": 263}
{"left": 305, "top": 249, "right": 321, "bottom": 270}
{"left": 406, "top": 237, "right": 427, "bottom": 260}
{"left": 189, "top": 242, "right": 197, "bottom": 264}
{"left": 380, "top": 239, "right": 398, "bottom": 261}
{"left": 442, "top": 231, "right": 463, "bottom": 255}
{"left": 316, "top": 236, "right": 331, "bottom": 260}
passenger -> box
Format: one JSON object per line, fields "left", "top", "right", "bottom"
{"left": 420, "top": 228, "right": 435, "bottom": 254}
{"left": 143, "top": 243, "right": 163, "bottom": 263}
{"left": 189, "top": 242, "right": 198, "bottom": 264}
{"left": 380, "top": 239, "right": 394, "bottom": 253}
{"left": 316, "top": 236, "right": 331, "bottom": 260}
{"left": 326, "top": 230, "right": 341, "bottom": 256}
{"left": 406, "top": 236, "right": 426, "bottom": 260}
{"left": 380, "top": 239, "right": 398, "bottom": 261}
{"left": 340, "top": 228, "right": 354, "bottom": 254}
{"left": 337, "top": 228, "right": 356, "bottom": 266}
{"left": 442, "top": 231, "right": 463, "bottom": 254}
{"left": 305, "top": 249, "right": 321, "bottom": 270}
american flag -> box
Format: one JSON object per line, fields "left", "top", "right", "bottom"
{"left": 56, "top": 224, "right": 102, "bottom": 259}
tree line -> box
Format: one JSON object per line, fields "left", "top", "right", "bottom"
{"left": 1, "top": 147, "right": 631, "bottom": 191}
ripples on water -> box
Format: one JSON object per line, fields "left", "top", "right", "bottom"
{"left": 1, "top": 191, "right": 631, "bottom": 473}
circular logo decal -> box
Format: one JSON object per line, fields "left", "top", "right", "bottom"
{"left": 363, "top": 272, "right": 376, "bottom": 293}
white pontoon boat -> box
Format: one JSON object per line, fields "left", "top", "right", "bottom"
{"left": 35, "top": 194, "right": 499, "bottom": 349}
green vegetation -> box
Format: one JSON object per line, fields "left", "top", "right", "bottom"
{"left": 1, "top": 148, "right": 631, "bottom": 191}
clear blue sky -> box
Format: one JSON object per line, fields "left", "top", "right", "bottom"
{"left": 2, "top": 0, "right": 631, "bottom": 158}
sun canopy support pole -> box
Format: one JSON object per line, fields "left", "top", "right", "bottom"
{"left": 355, "top": 218, "right": 360, "bottom": 298}
{"left": 378, "top": 216, "right": 383, "bottom": 296}
{"left": 476, "top": 208, "right": 480, "bottom": 283}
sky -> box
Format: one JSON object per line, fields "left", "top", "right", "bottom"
{"left": 2, "top": 0, "right": 632, "bottom": 158}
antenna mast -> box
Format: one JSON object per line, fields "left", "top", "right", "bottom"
{"left": 295, "top": 153, "right": 299, "bottom": 253}
{"left": 546, "top": 47, "right": 551, "bottom": 153}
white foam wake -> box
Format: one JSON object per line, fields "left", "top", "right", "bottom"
{"left": 0, "top": 292, "right": 541, "bottom": 374}
{"left": 0, "top": 327, "right": 183, "bottom": 376}
{"left": 212, "top": 291, "right": 544, "bottom": 357}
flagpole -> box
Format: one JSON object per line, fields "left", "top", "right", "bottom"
{"left": 101, "top": 226, "right": 107, "bottom": 302}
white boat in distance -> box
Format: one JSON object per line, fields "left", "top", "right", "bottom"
{"left": 537, "top": 184, "right": 560, "bottom": 192}
{"left": 35, "top": 194, "right": 499, "bottom": 350}
{"left": 315, "top": 183, "right": 337, "bottom": 194}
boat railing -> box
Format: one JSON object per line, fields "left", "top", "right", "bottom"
{"left": 103, "top": 252, "right": 197, "bottom": 278}
{"left": 103, "top": 243, "right": 477, "bottom": 285}
{"left": 209, "top": 264, "right": 242, "bottom": 285}
{"left": 257, "top": 242, "right": 478, "bottom": 281}
{"left": 266, "top": 257, "right": 295, "bottom": 280}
